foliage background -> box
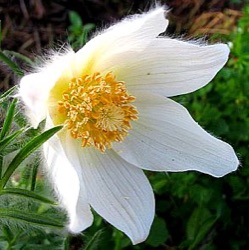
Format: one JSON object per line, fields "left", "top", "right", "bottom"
{"left": 0, "top": 0, "right": 249, "bottom": 249}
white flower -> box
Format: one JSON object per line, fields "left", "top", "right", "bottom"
{"left": 18, "top": 6, "right": 239, "bottom": 244}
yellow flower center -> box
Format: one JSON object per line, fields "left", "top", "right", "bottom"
{"left": 57, "top": 72, "right": 138, "bottom": 152}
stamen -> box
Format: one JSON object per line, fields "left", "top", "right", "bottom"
{"left": 58, "top": 72, "right": 138, "bottom": 152}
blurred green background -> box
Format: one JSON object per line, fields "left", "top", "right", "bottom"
{"left": 0, "top": 0, "right": 249, "bottom": 249}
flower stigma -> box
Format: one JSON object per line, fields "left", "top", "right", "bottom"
{"left": 57, "top": 72, "right": 138, "bottom": 152}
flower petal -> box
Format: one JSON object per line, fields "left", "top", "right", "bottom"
{"left": 113, "top": 93, "right": 239, "bottom": 177}
{"left": 18, "top": 73, "right": 50, "bottom": 127}
{"left": 18, "top": 50, "right": 75, "bottom": 127}
{"left": 110, "top": 39, "right": 229, "bottom": 97}
{"left": 65, "top": 138, "right": 155, "bottom": 244}
{"left": 74, "top": 6, "right": 168, "bottom": 75}
{"left": 43, "top": 133, "right": 93, "bottom": 233}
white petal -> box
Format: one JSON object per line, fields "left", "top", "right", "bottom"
{"left": 66, "top": 140, "right": 155, "bottom": 244}
{"left": 19, "top": 73, "right": 50, "bottom": 127}
{"left": 43, "top": 133, "right": 93, "bottom": 233}
{"left": 113, "top": 93, "right": 239, "bottom": 177}
{"left": 74, "top": 6, "right": 168, "bottom": 75}
{"left": 111, "top": 39, "right": 229, "bottom": 97}
{"left": 18, "top": 50, "right": 75, "bottom": 127}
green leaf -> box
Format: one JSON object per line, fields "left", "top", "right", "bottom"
{"left": 2, "top": 225, "right": 15, "bottom": 241}
{"left": 0, "top": 208, "right": 64, "bottom": 229}
{"left": 0, "top": 188, "right": 56, "bottom": 205}
{"left": 3, "top": 50, "right": 34, "bottom": 66}
{"left": 0, "top": 98, "right": 17, "bottom": 140}
{"left": 69, "top": 11, "right": 83, "bottom": 28}
{"left": 0, "top": 20, "right": 2, "bottom": 49}
{"left": 62, "top": 236, "right": 70, "bottom": 250}
{"left": 189, "top": 216, "right": 218, "bottom": 250}
{"left": 187, "top": 207, "right": 217, "bottom": 249}
{"left": 30, "top": 160, "right": 39, "bottom": 191}
{"left": 0, "top": 51, "right": 24, "bottom": 76}
{"left": 146, "top": 217, "right": 169, "bottom": 247}
{"left": 187, "top": 207, "right": 210, "bottom": 240}
{"left": 0, "top": 128, "right": 24, "bottom": 151}
{"left": 0, "top": 125, "right": 63, "bottom": 189}
{"left": 0, "top": 86, "right": 17, "bottom": 104}
{"left": 85, "top": 230, "right": 104, "bottom": 250}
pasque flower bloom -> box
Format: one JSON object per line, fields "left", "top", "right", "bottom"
{"left": 18, "top": 6, "right": 239, "bottom": 244}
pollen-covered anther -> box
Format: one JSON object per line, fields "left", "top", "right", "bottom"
{"left": 58, "top": 72, "right": 138, "bottom": 152}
